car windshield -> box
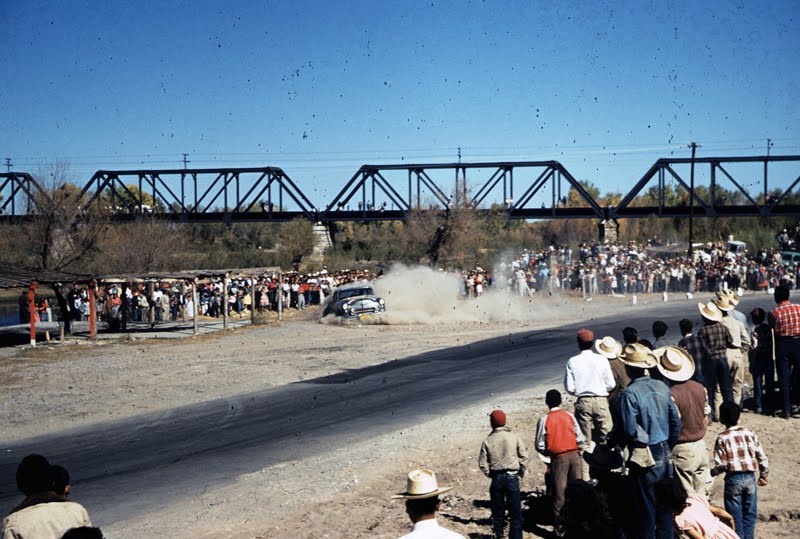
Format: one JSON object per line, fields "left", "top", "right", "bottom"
{"left": 337, "top": 287, "right": 373, "bottom": 300}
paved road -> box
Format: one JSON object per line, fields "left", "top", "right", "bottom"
{"left": 0, "top": 294, "right": 770, "bottom": 528}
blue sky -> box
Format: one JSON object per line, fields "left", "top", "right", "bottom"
{"left": 1, "top": 0, "right": 798, "bottom": 203}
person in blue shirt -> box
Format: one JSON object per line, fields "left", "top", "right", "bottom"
{"left": 618, "top": 343, "right": 682, "bottom": 539}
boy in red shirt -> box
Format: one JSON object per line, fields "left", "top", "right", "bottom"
{"left": 535, "top": 389, "right": 584, "bottom": 536}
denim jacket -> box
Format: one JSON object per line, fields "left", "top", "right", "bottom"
{"left": 619, "top": 376, "right": 681, "bottom": 447}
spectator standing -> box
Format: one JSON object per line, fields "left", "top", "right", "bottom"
{"left": 618, "top": 343, "right": 682, "bottom": 539}
{"left": 749, "top": 307, "right": 776, "bottom": 414}
{"left": 479, "top": 410, "right": 528, "bottom": 539}
{"left": 655, "top": 346, "right": 711, "bottom": 498}
{"left": 534, "top": 390, "right": 584, "bottom": 536}
{"left": 678, "top": 318, "right": 710, "bottom": 385}
{"left": 652, "top": 320, "right": 672, "bottom": 349}
{"left": 697, "top": 302, "right": 734, "bottom": 420}
{"left": 711, "top": 402, "right": 769, "bottom": 539}
{"left": 769, "top": 285, "right": 800, "bottom": 419}
{"left": 563, "top": 329, "right": 616, "bottom": 461}
{"left": 715, "top": 295, "right": 751, "bottom": 407}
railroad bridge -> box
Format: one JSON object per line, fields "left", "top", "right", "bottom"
{"left": 3, "top": 156, "right": 800, "bottom": 234}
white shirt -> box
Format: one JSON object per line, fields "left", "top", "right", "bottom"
{"left": 563, "top": 349, "right": 616, "bottom": 397}
{"left": 398, "top": 518, "right": 465, "bottom": 539}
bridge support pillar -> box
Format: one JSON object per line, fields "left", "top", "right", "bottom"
{"left": 598, "top": 219, "right": 619, "bottom": 243}
{"left": 312, "top": 223, "right": 333, "bottom": 258}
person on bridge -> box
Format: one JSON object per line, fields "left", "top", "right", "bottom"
{"left": 479, "top": 409, "right": 528, "bottom": 539}
{"left": 1, "top": 454, "right": 92, "bottom": 539}
{"left": 392, "top": 469, "right": 464, "bottom": 539}
{"left": 563, "top": 328, "right": 616, "bottom": 462}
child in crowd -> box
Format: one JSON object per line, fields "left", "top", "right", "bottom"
{"left": 748, "top": 308, "right": 776, "bottom": 415}
{"left": 51, "top": 464, "right": 71, "bottom": 497}
{"left": 711, "top": 402, "right": 768, "bottom": 539}
{"left": 654, "top": 476, "right": 737, "bottom": 539}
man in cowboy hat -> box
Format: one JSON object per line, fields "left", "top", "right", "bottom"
{"left": 715, "top": 293, "right": 751, "bottom": 407}
{"left": 618, "top": 343, "right": 681, "bottom": 539}
{"left": 655, "top": 346, "right": 711, "bottom": 497}
{"left": 563, "top": 329, "right": 616, "bottom": 463}
{"left": 393, "top": 469, "right": 464, "bottom": 538}
{"left": 717, "top": 289, "right": 748, "bottom": 330}
{"left": 697, "top": 301, "right": 734, "bottom": 420}
{"left": 479, "top": 410, "right": 528, "bottom": 539}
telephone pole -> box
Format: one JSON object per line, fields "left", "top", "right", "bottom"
{"left": 688, "top": 142, "right": 700, "bottom": 258}
{"left": 4, "top": 158, "right": 11, "bottom": 172}
{"left": 181, "top": 153, "right": 190, "bottom": 169}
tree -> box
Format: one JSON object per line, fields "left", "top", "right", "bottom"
{"left": 277, "top": 218, "right": 316, "bottom": 269}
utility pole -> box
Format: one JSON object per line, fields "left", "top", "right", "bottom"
{"left": 181, "top": 153, "right": 190, "bottom": 169}
{"left": 4, "top": 158, "right": 11, "bottom": 172}
{"left": 767, "top": 138, "right": 773, "bottom": 157}
{"left": 688, "top": 142, "right": 699, "bottom": 259}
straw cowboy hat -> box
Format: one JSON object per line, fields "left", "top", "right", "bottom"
{"left": 595, "top": 336, "right": 623, "bottom": 359}
{"left": 713, "top": 295, "right": 736, "bottom": 312}
{"left": 698, "top": 301, "right": 723, "bottom": 322}
{"left": 654, "top": 346, "right": 695, "bottom": 382}
{"left": 618, "top": 343, "right": 658, "bottom": 369}
{"left": 716, "top": 288, "right": 741, "bottom": 306}
{"left": 392, "top": 469, "right": 453, "bottom": 499}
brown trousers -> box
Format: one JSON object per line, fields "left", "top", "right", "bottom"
{"left": 550, "top": 451, "right": 582, "bottom": 529}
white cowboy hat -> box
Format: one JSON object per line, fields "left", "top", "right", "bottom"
{"left": 618, "top": 343, "right": 658, "bottom": 369}
{"left": 391, "top": 469, "right": 453, "bottom": 499}
{"left": 654, "top": 346, "right": 695, "bottom": 382}
{"left": 698, "top": 301, "right": 723, "bottom": 322}
{"left": 713, "top": 295, "right": 735, "bottom": 312}
{"left": 595, "top": 336, "right": 623, "bottom": 359}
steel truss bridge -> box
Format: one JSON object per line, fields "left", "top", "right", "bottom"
{"left": 2, "top": 155, "right": 800, "bottom": 224}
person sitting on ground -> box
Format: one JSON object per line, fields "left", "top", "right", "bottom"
{"left": 50, "top": 465, "right": 71, "bottom": 497}
{"left": 479, "top": 409, "right": 528, "bottom": 539}
{"left": 61, "top": 528, "right": 104, "bottom": 539}
{"left": 654, "top": 476, "right": 738, "bottom": 539}
{"left": 1, "top": 454, "right": 91, "bottom": 539}
{"left": 711, "top": 402, "right": 768, "bottom": 539}
{"left": 392, "top": 469, "right": 464, "bottom": 539}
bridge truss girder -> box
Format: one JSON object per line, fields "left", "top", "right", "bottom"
{"left": 612, "top": 155, "right": 800, "bottom": 219}
{"left": 322, "top": 161, "right": 605, "bottom": 221}
{"left": 77, "top": 167, "right": 317, "bottom": 222}
{"left": 0, "top": 172, "right": 46, "bottom": 220}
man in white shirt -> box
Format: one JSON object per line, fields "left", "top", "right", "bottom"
{"left": 563, "top": 328, "right": 616, "bottom": 454}
{"left": 393, "top": 469, "right": 464, "bottom": 539}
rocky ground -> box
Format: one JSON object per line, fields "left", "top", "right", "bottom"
{"left": 0, "top": 289, "right": 798, "bottom": 538}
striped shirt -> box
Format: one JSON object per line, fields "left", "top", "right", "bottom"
{"left": 713, "top": 426, "right": 768, "bottom": 479}
{"left": 771, "top": 300, "right": 800, "bottom": 337}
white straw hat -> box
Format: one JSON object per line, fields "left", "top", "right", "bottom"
{"left": 392, "top": 469, "right": 453, "bottom": 499}
{"left": 595, "top": 336, "right": 622, "bottom": 358}
{"left": 698, "top": 301, "right": 723, "bottom": 322}
{"left": 654, "top": 346, "right": 695, "bottom": 382}
{"left": 618, "top": 343, "right": 658, "bottom": 369}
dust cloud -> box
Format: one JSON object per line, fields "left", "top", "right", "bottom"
{"left": 371, "top": 264, "right": 588, "bottom": 325}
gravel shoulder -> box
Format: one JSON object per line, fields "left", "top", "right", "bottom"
{"left": 0, "top": 292, "right": 797, "bottom": 538}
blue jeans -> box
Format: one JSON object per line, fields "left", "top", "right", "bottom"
{"left": 629, "top": 441, "right": 674, "bottom": 539}
{"left": 724, "top": 472, "right": 757, "bottom": 539}
{"left": 751, "top": 358, "right": 776, "bottom": 412}
{"left": 489, "top": 471, "right": 522, "bottom": 539}
{"left": 705, "top": 356, "right": 733, "bottom": 419}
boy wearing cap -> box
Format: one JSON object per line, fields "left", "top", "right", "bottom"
{"left": 479, "top": 410, "right": 528, "bottom": 539}
{"left": 393, "top": 469, "right": 464, "bottom": 539}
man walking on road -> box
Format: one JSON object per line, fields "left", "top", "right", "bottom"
{"left": 478, "top": 409, "right": 528, "bottom": 539}
{"left": 563, "top": 328, "right": 616, "bottom": 456}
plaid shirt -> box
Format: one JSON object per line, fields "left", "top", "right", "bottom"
{"left": 770, "top": 300, "right": 800, "bottom": 337}
{"left": 713, "top": 426, "right": 768, "bottom": 479}
{"left": 698, "top": 321, "right": 733, "bottom": 360}
{"left": 679, "top": 334, "right": 711, "bottom": 366}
